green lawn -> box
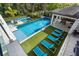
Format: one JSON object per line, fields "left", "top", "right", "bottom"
{"left": 21, "top": 32, "right": 48, "bottom": 54}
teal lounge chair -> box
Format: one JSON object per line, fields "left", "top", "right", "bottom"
{"left": 47, "top": 35, "right": 61, "bottom": 45}
{"left": 41, "top": 40, "right": 57, "bottom": 53}
{"left": 51, "top": 31, "right": 62, "bottom": 37}
{"left": 41, "top": 40, "right": 55, "bottom": 49}
{"left": 33, "top": 46, "right": 48, "bottom": 56}
{"left": 55, "top": 29, "right": 63, "bottom": 34}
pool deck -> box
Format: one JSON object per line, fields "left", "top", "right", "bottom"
{"left": 7, "top": 41, "right": 26, "bottom": 56}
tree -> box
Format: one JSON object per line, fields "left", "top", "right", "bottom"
{"left": 5, "top": 7, "right": 17, "bottom": 17}
{"left": 47, "top": 3, "right": 74, "bottom": 10}
{"left": 0, "top": 3, "right": 78, "bottom": 19}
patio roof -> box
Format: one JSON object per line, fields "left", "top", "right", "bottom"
{"left": 51, "top": 5, "right": 79, "bottom": 19}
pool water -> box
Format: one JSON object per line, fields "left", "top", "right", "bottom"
{"left": 16, "top": 17, "right": 31, "bottom": 22}
{"left": 13, "top": 18, "right": 51, "bottom": 42}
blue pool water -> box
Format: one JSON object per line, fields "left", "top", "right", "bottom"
{"left": 16, "top": 17, "right": 31, "bottom": 22}
{"left": 13, "top": 18, "right": 51, "bottom": 42}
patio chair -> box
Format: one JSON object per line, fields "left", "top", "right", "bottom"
{"left": 51, "top": 31, "right": 62, "bottom": 37}
{"left": 33, "top": 46, "right": 48, "bottom": 56}
{"left": 41, "top": 40, "right": 57, "bottom": 53}
{"left": 41, "top": 40, "right": 55, "bottom": 49}
{"left": 47, "top": 35, "right": 61, "bottom": 45}
{"left": 54, "top": 29, "right": 63, "bottom": 34}
{"left": 52, "top": 31, "right": 65, "bottom": 39}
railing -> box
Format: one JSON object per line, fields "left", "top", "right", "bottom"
{"left": 0, "top": 43, "right": 3, "bottom": 56}
{"left": 0, "top": 31, "right": 8, "bottom": 56}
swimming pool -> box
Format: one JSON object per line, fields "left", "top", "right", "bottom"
{"left": 13, "top": 18, "right": 51, "bottom": 42}
{"left": 16, "top": 17, "right": 31, "bottom": 22}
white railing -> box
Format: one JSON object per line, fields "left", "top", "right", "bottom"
{"left": 58, "top": 33, "right": 71, "bottom": 56}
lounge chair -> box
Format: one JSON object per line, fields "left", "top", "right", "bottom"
{"left": 33, "top": 46, "right": 48, "bottom": 56}
{"left": 47, "top": 35, "right": 61, "bottom": 45}
{"left": 41, "top": 40, "right": 55, "bottom": 49}
{"left": 55, "top": 29, "right": 63, "bottom": 34}
{"left": 41, "top": 40, "right": 57, "bottom": 53}
{"left": 51, "top": 31, "right": 62, "bottom": 37}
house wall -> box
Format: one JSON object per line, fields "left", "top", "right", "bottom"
{"left": 50, "top": 14, "right": 54, "bottom": 25}
{"left": 69, "top": 19, "right": 79, "bottom": 34}
{"left": 75, "top": 24, "right": 79, "bottom": 31}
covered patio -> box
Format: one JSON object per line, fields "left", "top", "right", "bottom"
{"left": 50, "top": 5, "right": 79, "bottom": 32}
{"left": 50, "top": 5, "right": 79, "bottom": 56}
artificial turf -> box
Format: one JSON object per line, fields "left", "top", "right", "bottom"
{"left": 21, "top": 26, "right": 68, "bottom": 56}
{"left": 21, "top": 32, "right": 48, "bottom": 54}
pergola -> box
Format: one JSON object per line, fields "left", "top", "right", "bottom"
{"left": 50, "top": 5, "right": 79, "bottom": 33}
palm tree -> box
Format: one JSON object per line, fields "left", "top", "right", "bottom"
{"left": 5, "top": 7, "right": 17, "bottom": 17}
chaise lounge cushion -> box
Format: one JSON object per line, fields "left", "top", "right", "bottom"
{"left": 47, "top": 35, "right": 61, "bottom": 45}
{"left": 47, "top": 35, "right": 59, "bottom": 41}
{"left": 33, "top": 46, "right": 48, "bottom": 56}
{"left": 41, "top": 40, "right": 55, "bottom": 49}
{"left": 51, "top": 31, "right": 62, "bottom": 37}
{"left": 55, "top": 29, "right": 63, "bottom": 34}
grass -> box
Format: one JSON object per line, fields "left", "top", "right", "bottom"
{"left": 21, "top": 32, "right": 48, "bottom": 54}
{"left": 21, "top": 26, "right": 68, "bottom": 56}
{"left": 43, "top": 26, "right": 56, "bottom": 34}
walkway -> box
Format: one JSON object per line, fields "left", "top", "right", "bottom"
{"left": 7, "top": 41, "right": 26, "bottom": 56}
